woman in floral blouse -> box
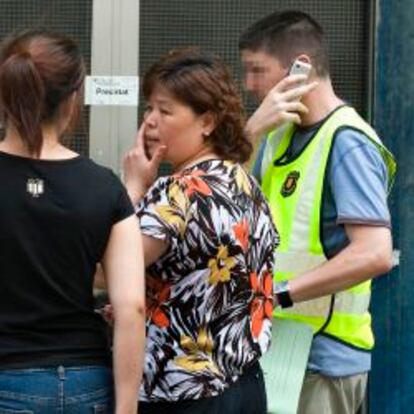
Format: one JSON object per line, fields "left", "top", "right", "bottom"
{"left": 123, "top": 48, "right": 279, "bottom": 414}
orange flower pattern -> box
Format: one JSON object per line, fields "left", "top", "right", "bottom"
{"left": 180, "top": 169, "right": 213, "bottom": 197}
{"left": 250, "top": 270, "right": 274, "bottom": 339}
{"left": 137, "top": 159, "right": 279, "bottom": 402}
{"left": 146, "top": 276, "right": 171, "bottom": 328}
{"left": 233, "top": 218, "right": 249, "bottom": 252}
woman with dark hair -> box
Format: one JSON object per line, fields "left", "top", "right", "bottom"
{"left": 0, "top": 30, "right": 145, "bottom": 413}
{"left": 123, "top": 48, "right": 279, "bottom": 414}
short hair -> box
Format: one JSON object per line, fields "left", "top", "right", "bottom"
{"left": 143, "top": 48, "right": 252, "bottom": 164}
{"left": 0, "top": 29, "right": 85, "bottom": 156}
{"left": 239, "top": 10, "right": 330, "bottom": 77}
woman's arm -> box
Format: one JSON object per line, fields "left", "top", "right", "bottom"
{"left": 94, "top": 264, "right": 106, "bottom": 290}
{"left": 123, "top": 122, "right": 169, "bottom": 267}
{"left": 102, "top": 215, "right": 146, "bottom": 414}
{"left": 142, "top": 234, "right": 168, "bottom": 267}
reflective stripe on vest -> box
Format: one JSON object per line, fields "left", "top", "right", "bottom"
{"left": 261, "top": 106, "right": 396, "bottom": 349}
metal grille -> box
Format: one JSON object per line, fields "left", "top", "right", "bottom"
{"left": 0, "top": 0, "right": 92, "bottom": 156}
{"left": 140, "top": 0, "right": 371, "bottom": 118}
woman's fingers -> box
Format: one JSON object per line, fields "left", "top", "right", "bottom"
{"left": 124, "top": 147, "right": 139, "bottom": 168}
{"left": 135, "top": 122, "right": 146, "bottom": 148}
{"left": 150, "top": 145, "right": 167, "bottom": 169}
{"left": 97, "top": 304, "right": 114, "bottom": 326}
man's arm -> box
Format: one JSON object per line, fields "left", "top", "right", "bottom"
{"left": 286, "top": 128, "right": 394, "bottom": 304}
{"left": 288, "top": 224, "right": 393, "bottom": 303}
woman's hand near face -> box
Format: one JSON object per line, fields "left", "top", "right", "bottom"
{"left": 123, "top": 122, "right": 167, "bottom": 205}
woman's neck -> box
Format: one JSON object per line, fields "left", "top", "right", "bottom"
{"left": 173, "top": 147, "right": 219, "bottom": 173}
{"left": 0, "top": 125, "right": 77, "bottom": 160}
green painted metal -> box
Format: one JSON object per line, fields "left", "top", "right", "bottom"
{"left": 371, "top": 0, "right": 414, "bottom": 412}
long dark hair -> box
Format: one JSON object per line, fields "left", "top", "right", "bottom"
{"left": 143, "top": 48, "right": 252, "bottom": 164}
{"left": 0, "top": 29, "right": 85, "bottom": 156}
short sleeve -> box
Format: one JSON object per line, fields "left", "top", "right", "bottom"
{"left": 251, "top": 137, "right": 267, "bottom": 183}
{"left": 329, "top": 129, "right": 391, "bottom": 227}
{"left": 136, "top": 176, "right": 188, "bottom": 248}
{"left": 110, "top": 172, "right": 135, "bottom": 224}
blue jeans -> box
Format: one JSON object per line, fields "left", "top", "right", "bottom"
{"left": 0, "top": 365, "right": 114, "bottom": 413}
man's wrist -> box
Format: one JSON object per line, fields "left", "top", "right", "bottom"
{"left": 274, "top": 280, "right": 294, "bottom": 308}
{"left": 245, "top": 117, "right": 262, "bottom": 144}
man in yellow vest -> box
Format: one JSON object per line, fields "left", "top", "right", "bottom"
{"left": 239, "top": 10, "right": 396, "bottom": 414}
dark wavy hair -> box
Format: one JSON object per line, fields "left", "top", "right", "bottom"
{"left": 143, "top": 48, "right": 252, "bottom": 164}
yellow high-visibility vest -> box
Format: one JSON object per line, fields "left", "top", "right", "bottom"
{"left": 261, "top": 106, "right": 396, "bottom": 349}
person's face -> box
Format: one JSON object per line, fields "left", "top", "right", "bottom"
{"left": 241, "top": 49, "right": 288, "bottom": 102}
{"left": 143, "top": 86, "right": 212, "bottom": 168}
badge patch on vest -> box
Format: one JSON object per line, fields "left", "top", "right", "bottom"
{"left": 281, "top": 171, "right": 300, "bottom": 197}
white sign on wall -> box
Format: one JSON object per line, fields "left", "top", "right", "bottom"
{"left": 85, "top": 76, "right": 139, "bottom": 106}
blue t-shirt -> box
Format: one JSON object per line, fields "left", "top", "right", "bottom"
{"left": 253, "top": 117, "right": 390, "bottom": 377}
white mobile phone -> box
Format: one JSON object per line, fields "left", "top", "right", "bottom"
{"left": 288, "top": 59, "right": 312, "bottom": 101}
{"left": 289, "top": 59, "right": 312, "bottom": 77}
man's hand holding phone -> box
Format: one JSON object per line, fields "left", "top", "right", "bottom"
{"left": 245, "top": 60, "right": 317, "bottom": 143}
{"left": 289, "top": 59, "right": 312, "bottom": 80}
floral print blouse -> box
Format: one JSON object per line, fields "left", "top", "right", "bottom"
{"left": 136, "top": 159, "right": 279, "bottom": 402}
